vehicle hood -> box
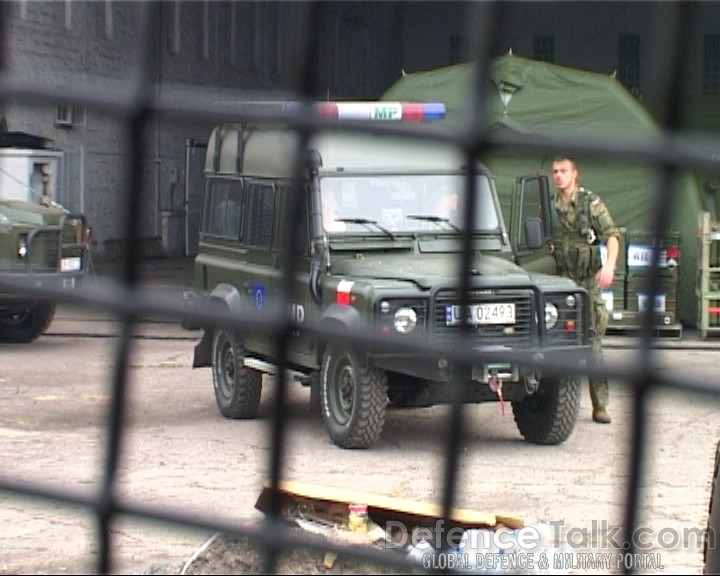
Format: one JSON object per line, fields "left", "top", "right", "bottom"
{"left": 0, "top": 200, "right": 64, "bottom": 226}
{"left": 329, "top": 252, "right": 573, "bottom": 290}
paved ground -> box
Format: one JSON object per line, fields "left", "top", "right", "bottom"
{"left": 1, "top": 323, "right": 718, "bottom": 575}
{"left": 0, "top": 257, "right": 716, "bottom": 575}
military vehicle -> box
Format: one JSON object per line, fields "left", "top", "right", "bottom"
{"left": 0, "top": 133, "right": 90, "bottom": 343}
{"left": 185, "top": 103, "right": 591, "bottom": 449}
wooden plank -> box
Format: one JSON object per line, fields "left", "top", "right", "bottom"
{"left": 255, "top": 480, "right": 525, "bottom": 530}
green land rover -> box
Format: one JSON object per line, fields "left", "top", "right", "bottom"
{"left": 186, "top": 117, "right": 591, "bottom": 449}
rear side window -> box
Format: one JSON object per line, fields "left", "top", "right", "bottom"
{"left": 245, "top": 183, "right": 275, "bottom": 249}
{"left": 202, "top": 178, "right": 244, "bottom": 239}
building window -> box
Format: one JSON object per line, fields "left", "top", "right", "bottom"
{"left": 533, "top": 36, "right": 554, "bottom": 63}
{"left": 203, "top": 1, "right": 210, "bottom": 61}
{"left": 704, "top": 35, "right": 720, "bottom": 92}
{"left": 231, "top": 3, "right": 278, "bottom": 76}
{"left": 105, "top": 0, "right": 113, "bottom": 40}
{"left": 449, "top": 34, "right": 464, "bottom": 65}
{"left": 64, "top": 0, "right": 73, "bottom": 30}
{"left": 168, "top": 1, "right": 180, "bottom": 55}
{"left": 618, "top": 34, "right": 640, "bottom": 93}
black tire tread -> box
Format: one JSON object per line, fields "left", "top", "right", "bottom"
{"left": 511, "top": 374, "right": 580, "bottom": 445}
{"left": 212, "top": 328, "right": 262, "bottom": 419}
{"left": 0, "top": 302, "right": 56, "bottom": 343}
{"left": 321, "top": 345, "right": 387, "bottom": 449}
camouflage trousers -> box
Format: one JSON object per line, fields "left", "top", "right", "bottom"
{"left": 575, "top": 277, "right": 610, "bottom": 411}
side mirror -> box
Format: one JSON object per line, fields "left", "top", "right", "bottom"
{"left": 524, "top": 217, "right": 545, "bottom": 250}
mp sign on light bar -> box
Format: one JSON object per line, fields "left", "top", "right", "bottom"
{"left": 315, "top": 101, "right": 446, "bottom": 121}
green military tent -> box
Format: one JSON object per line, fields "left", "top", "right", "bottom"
{"left": 381, "top": 53, "right": 703, "bottom": 327}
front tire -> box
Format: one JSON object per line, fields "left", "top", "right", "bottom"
{"left": 211, "top": 327, "right": 262, "bottom": 419}
{"left": 704, "top": 440, "right": 720, "bottom": 574}
{"left": 0, "top": 302, "right": 56, "bottom": 343}
{"left": 320, "top": 344, "right": 387, "bottom": 449}
{"left": 512, "top": 374, "right": 580, "bottom": 445}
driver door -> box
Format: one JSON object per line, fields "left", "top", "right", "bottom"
{"left": 509, "top": 174, "right": 557, "bottom": 275}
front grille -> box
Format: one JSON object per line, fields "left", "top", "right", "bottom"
{"left": 27, "top": 229, "right": 59, "bottom": 272}
{"left": 433, "top": 289, "right": 534, "bottom": 347}
{"left": 61, "top": 219, "right": 85, "bottom": 259}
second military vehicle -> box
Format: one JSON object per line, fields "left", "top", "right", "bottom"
{"left": 0, "top": 132, "right": 90, "bottom": 343}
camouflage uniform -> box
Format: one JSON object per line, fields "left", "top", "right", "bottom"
{"left": 553, "top": 187, "right": 620, "bottom": 413}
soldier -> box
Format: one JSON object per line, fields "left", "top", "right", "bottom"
{"left": 551, "top": 156, "right": 620, "bottom": 424}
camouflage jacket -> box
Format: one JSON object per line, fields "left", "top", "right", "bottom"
{"left": 552, "top": 187, "right": 620, "bottom": 282}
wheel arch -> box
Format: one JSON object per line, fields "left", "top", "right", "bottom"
{"left": 316, "top": 303, "right": 365, "bottom": 365}
{"left": 192, "top": 283, "right": 244, "bottom": 368}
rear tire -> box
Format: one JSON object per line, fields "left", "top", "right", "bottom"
{"left": 0, "top": 302, "right": 56, "bottom": 343}
{"left": 704, "top": 439, "right": 720, "bottom": 574}
{"left": 512, "top": 374, "right": 580, "bottom": 445}
{"left": 211, "top": 327, "right": 262, "bottom": 419}
{"left": 320, "top": 344, "right": 387, "bottom": 449}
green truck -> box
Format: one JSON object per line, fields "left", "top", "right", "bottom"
{"left": 184, "top": 115, "right": 592, "bottom": 449}
{"left": 0, "top": 135, "right": 90, "bottom": 343}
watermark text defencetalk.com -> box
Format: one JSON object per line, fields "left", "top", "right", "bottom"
{"left": 384, "top": 519, "right": 716, "bottom": 553}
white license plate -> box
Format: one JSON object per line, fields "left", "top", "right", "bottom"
{"left": 61, "top": 257, "right": 82, "bottom": 272}
{"left": 445, "top": 303, "right": 516, "bottom": 326}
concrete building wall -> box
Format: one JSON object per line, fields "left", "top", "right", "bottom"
{"left": 1, "top": 1, "right": 718, "bottom": 259}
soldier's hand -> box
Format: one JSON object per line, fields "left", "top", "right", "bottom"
{"left": 596, "top": 264, "right": 614, "bottom": 290}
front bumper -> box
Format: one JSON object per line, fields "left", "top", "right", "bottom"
{"left": 0, "top": 211, "right": 90, "bottom": 299}
{"left": 0, "top": 269, "right": 86, "bottom": 301}
{"left": 369, "top": 343, "right": 591, "bottom": 384}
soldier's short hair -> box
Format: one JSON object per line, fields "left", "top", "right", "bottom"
{"left": 553, "top": 154, "right": 576, "bottom": 166}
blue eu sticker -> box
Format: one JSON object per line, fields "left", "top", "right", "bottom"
{"left": 253, "top": 285, "right": 266, "bottom": 310}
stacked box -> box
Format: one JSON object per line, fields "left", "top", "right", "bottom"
{"left": 625, "top": 231, "right": 680, "bottom": 272}
{"left": 696, "top": 212, "right": 720, "bottom": 337}
{"left": 626, "top": 270, "right": 679, "bottom": 326}
{"left": 610, "top": 230, "right": 681, "bottom": 336}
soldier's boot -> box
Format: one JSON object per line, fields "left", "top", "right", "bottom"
{"left": 592, "top": 408, "right": 612, "bottom": 424}
{"left": 589, "top": 378, "right": 611, "bottom": 424}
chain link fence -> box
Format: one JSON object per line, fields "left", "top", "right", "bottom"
{"left": 0, "top": 2, "right": 718, "bottom": 574}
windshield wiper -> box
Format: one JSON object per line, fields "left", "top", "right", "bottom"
{"left": 406, "top": 214, "right": 461, "bottom": 232}
{"left": 336, "top": 218, "right": 396, "bottom": 239}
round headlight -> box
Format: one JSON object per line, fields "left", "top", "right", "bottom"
{"left": 545, "top": 303, "right": 559, "bottom": 330}
{"left": 565, "top": 294, "right": 576, "bottom": 308}
{"left": 393, "top": 307, "right": 418, "bottom": 334}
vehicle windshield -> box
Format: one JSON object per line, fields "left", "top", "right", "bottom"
{"left": 320, "top": 174, "right": 500, "bottom": 235}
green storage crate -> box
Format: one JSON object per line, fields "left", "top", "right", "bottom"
{"left": 606, "top": 230, "right": 682, "bottom": 338}
{"left": 626, "top": 230, "right": 681, "bottom": 272}
{"left": 696, "top": 212, "right": 720, "bottom": 337}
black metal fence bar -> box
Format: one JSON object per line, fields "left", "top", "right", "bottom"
{"left": 0, "top": 2, "right": 716, "bottom": 575}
